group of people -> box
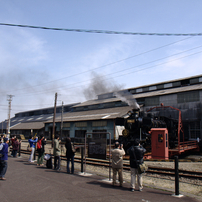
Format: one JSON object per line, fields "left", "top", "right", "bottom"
{"left": 28, "top": 134, "right": 76, "bottom": 174}
{"left": 1, "top": 133, "right": 145, "bottom": 191}
{"left": 111, "top": 139, "right": 146, "bottom": 192}
{"left": 53, "top": 135, "right": 76, "bottom": 174}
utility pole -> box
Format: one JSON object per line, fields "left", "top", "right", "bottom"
{"left": 52, "top": 93, "right": 57, "bottom": 147}
{"left": 7, "top": 95, "right": 14, "bottom": 138}
{"left": 60, "top": 101, "right": 64, "bottom": 140}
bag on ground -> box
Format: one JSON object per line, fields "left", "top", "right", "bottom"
{"left": 45, "top": 154, "right": 52, "bottom": 169}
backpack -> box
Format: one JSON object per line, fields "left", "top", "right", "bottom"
{"left": 37, "top": 140, "right": 42, "bottom": 150}
{"left": 71, "top": 142, "right": 76, "bottom": 153}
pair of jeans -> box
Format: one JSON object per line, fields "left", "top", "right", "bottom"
{"left": 29, "top": 147, "right": 35, "bottom": 162}
{"left": 130, "top": 167, "right": 143, "bottom": 190}
{"left": 67, "top": 155, "right": 74, "bottom": 174}
{"left": 0, "top": 160, "right": 8, "bottom": 178}
{"left": 54, "top": 156, "right": 61, "bottom": 170}
{"left": 112, "top": 168, "right": 123, "bottom": 186}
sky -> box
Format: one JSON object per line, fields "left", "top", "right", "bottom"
{"left": 0, "top": 0, "right": 202, "bottom": 122}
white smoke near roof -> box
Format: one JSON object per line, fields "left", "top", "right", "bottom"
{"left": 114, "top": 90, "right": 140, "bottom": 109}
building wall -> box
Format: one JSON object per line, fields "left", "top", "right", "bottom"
{"left": 142, "top": 90, "right": 202, "bottom": 140}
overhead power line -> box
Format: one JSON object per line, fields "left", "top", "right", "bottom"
{"left": 0, "top": 22, "right": 202, "bottom": 36}
{"left": 3, "top": 36, "right": 192, "bottom": 94}
{"left": 16, "top": 47, "right": 202, "bottom": 96}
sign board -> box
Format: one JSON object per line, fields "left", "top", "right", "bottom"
{"left": 88, "top": 138, "right": 106, "bottom": 159}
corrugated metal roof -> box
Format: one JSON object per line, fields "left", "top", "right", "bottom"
{"left": 72, "top": 84, "right": 202, "bottom": 107}
{"left": 133, "top": 83, "right": 202, "bottom": 98}
{"left": 45, "top": 106, "right": 133, "bottom": 123}
{"left": 10, "top": 122, "right": 44, "bottom": 130}
{"left": 72, "top": 97, "right": 120, "bottom": 107}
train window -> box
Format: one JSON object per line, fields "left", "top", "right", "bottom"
{"left": 158, "top": 134, "right": 163, "bottom": 142}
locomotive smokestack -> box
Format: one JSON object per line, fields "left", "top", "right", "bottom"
{"left": 114, "top": 90, "right": 140, "bottom": 109}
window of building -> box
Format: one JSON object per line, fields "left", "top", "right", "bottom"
{"left": 173, "top": 81, "right": 181, "bottom": 87}
{"left": 115, "top": 101, "right": 123, "bottom": 107}
{"left": 164, "top": 83, "right": 172, "bottom": 88}
{"left": 177, "top": 91, "right": 199, "bottom": 103}
{"left": 149, "top": 86, "right": 157, "bottom": 91}
{"left": 63, "top": 122, "right": 70, "bottom": 128}
{"left": 74, "top": 130, "right": 86, "bottom": 143}
{"left": 136, "top": 88, "right": 143, "bottom": 93}
{"left": 92, "top": 130, "right": 107, "bottom": 139}
{"left": 61, "top": 130, "right": 70, "bottom": 141}
{"left": 145, "top": 96, "right": 159, "bottom": 106}
{"left": 92, "top": 121, "right": 107, "bottom": 127}
{"left": 142, "top": 87, "right": 149, "bottom": 92}
{"left": 189, "top": 122, "right": 200, "bottom": 139}
{"left": 181, "top": 79, "right": 190, "bottom": 86}
{"left": 75, "top": 122, "right": 87, "bottom": 127}
{"left": 156, "top": 84, "right": 164, "bottom": 90}
{"left": 137, "top": 98, "right": 145, "bottom": 105}
{"left": 75, "top": 130, "right": 86, "bottom": 138}
{"left": 190, "top": 78, "right": 199, "bottom": 84}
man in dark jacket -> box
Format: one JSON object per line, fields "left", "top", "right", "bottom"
{"left": 0, "top": 138, "right": 9, "bottom": 180}
{"left": 65, "top": 137, "right": 75, "bottom": 174}
{"left": 127, "top": 139, "right": 146, "bottom": 192}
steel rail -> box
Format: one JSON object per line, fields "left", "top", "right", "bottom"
{"left": 19, "top": 149, "right": 202, "bottom": 180}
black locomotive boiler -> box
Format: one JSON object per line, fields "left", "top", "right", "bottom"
{"left": 115, "top": 108, "right": 178, "bottom": 152}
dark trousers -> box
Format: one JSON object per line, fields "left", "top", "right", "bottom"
{"left": 54, "top": 156, "right": 61, "bottom": 170}
{"left": 0, "top": 160, "right": 8, "bottom": 178}
{"left": 67, "top": 155, "right": 74, "bottom": 174}
{"left": 13, "top": 150, "right": 18, "bottom": 157}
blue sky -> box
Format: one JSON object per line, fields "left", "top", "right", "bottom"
{"left": 0, "top": 0, "right": 202, "bottom": 122}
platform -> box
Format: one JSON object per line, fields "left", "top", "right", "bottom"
{"left": 0, "top": 156, "right": 200, "bottom": 202}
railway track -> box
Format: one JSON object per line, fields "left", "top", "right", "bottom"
{"left": 19, "top": 149, "right": 202, "bottom": 180}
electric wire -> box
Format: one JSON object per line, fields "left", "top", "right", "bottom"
{"left": 3, "top": 37, "right": 193, "bottom": 94}
{"left": 0, "top": 23, "right": 202, "bottom": 36}
{"left": 15, "top": 47, "right": 202, "bottom": 96}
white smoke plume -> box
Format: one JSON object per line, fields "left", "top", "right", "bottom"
{"left": 114, "top": 90, "right": 140, "bottom": 109}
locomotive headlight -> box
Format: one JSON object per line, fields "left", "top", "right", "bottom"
{"left": 122, "top": 129, "right": 130, "bottom": 137}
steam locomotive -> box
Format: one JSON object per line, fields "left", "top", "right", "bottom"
{"left": 115, "top": 108, "right": 179, "bottom": 152}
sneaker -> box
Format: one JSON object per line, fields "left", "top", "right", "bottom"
{"left": 131, "top": 188, "right": 134, "bottom": 192}
{"left": 139, "top": 188, "right": 143, "bottom": 192}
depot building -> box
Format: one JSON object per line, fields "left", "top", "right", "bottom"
{"left": 2, "top": 74, "right": 202, "bottom": 142}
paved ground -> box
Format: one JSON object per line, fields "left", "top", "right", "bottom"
{"left": 0, "top": 156, "right": 200, "bottom": 202}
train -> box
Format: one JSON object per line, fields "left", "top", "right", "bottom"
{"left": 115, "top": 107, "right": 179, "bottom": 152}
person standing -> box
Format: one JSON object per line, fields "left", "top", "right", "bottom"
{"left": 65, "top": 137, "right": 76, "bottom": 174}
{"left": 37, "top": 135, "right": 46, "bottom": 166}
{"left": 0, "top": 138, "right": 9, "bottom": 180}
{"left": 53, "top": 135, "right": 61, "bottom": 171}
{"left": 28, "top": 135, "right": 38, "bottom": 163}
{"left": 12, "top": 137, "right": 21, "bottom": 158}
{"left": 127, "top": 139, "right": 146, "bottom": 192}
{"left": 11, "top": 136, "right": 16, "bottom": 156}
{"left": 111, "top": 141, "right": 125, "bottom": 187}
